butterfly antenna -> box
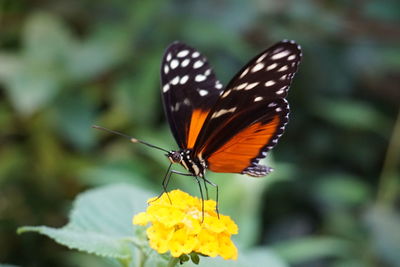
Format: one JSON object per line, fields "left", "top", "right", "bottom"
{"left": 92, "top": 125, "right": 170, "bottom": 153}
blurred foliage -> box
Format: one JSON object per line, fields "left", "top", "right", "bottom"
{"left": 0, "top": 0, "right": 399, "bottom": 266}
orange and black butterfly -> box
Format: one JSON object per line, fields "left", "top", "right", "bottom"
{"left": 94, "top": 40, "right": 301, "bottom": 203}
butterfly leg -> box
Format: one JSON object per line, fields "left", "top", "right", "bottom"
{"left": 151, "top": 167, "right": 197, "bottom": 204}
{"left": 203, "top": 177, "right": 219, "bottom": 219}
{"left": 193, "top": 176, "right": 205, "bottom": 222}
{"left": 203, "top": 179, "right": 209, "bottom": 200}
{"left": 149, "top": 163, "right": 173, "bottom": 204}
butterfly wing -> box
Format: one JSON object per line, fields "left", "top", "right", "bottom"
{"left": 161, "top": 42, "right": 224, "bottom": 149}
{"left": 193, "top": 40, "right": 302, "bottom": 176}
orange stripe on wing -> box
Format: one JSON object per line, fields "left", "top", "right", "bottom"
{"left": 207, "top": 115, "right": 280, "bottom": 173}
{"left": 187, "top": 109, "right": 209, "bottom": 149}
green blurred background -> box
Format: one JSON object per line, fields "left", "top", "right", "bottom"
{"left": 1, "top": 0, "right": 399, "bottom": 266}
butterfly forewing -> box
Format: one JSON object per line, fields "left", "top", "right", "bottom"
{"left": 193, "top": 40, "right": 302, "bottom": 176}
{"left": 161, "top": 42, "right": 224, "bottom": 149}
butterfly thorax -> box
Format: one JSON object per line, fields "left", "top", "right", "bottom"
{"left": 167, "top": 150, "right": 207, "bottom": 177}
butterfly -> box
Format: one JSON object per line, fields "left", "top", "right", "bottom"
{"left": 94, "top": 40, "right": 301, "bottom": 205}
{"left": 160, "top": 40, "right": 301, "bottom": 179}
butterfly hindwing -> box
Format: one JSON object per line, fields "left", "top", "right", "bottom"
{"left": 199, "top": 98, "right": 289, "bottom": 176}
{"left": 193, "top": 40, "right": 302, "bottom": 176}
{"left": 161, "top": 42, "right": 224, "bottom": 149}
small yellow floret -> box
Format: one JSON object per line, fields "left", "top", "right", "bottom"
{"left": 133, "top": 190, "right": 238, "bottom": 260}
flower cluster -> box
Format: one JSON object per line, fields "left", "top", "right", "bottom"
{"left": 133, "top": 189, "right": 238, "bottom": 260}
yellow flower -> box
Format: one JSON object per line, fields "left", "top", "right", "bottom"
{"left": 133, "top": 189, "right": 238, "bottom": 260}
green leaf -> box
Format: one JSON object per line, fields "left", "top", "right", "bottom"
{"left": 272, "top": 237, "right": 352, "bottom": 265}
{"left": 18, "top": 184, "right": 153, "bottom": 259}
{"left": 190, "top": 253, "right": 200, "bottom": 264}
{"left": 19, "top": 226, "right": 132, "bottom": 259}
{"left": 179, "top": 254, "right": 190, "bottom": 263}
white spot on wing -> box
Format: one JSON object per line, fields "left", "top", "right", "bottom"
{"left": 288, "top": 55, "right": 296, "bottom": 61}
{"left": 268, "top": 102, "right": 277, "bottom": 107}
{"left": 277, "top": 65, "right": 288, "bottom": 72}
{"left": 245, "top": 82, "right": 259, "bottom": 90}
{"left": 256, "top": 53, "right": 267, "bottom": 63}
{"left": 271, "top": 50, "right": 290, "bottom": 60}
{"left": 193, "top": 60, "right": 204, "bottom": 69}
{"left": 276, "top": 88, "right": 285, "bottom": 95}
{"left": 183, "top": 98, "right": 190, "bottom": 105}
{"left": 192, "top": 52, "right": 200, "bottom": 58}
{"left": 181, "top": 59, "right": 190, "bottom": 67}
{"left": 221, "top": 90, "right": 231, "bottom": 98}
{"left": 265, "top": 80, "right": 276, "bottom": 87}
{"left": 239, "top": 68, "right": 249, "bottom": 78}
{"left": 195, "top": 74, "right": 206, "bottom": 82}
{"left": 266, "top": 63, "right": 278, "bottom": 71}
{"left": 166, "top": 53, "right": 172, "bottom": 61}
{"left": 252, "top": 63, "right": 264, "bottom": 72}
{"left": 199, "top": 89, "right": 208, "bottom": 96}
{"left": 204, "top": 69, "right": 211, "bottom": 76}
{"left": 171, "top": 76, "right": 179, "bottom": 85}
{"left": 180, "top": 75, "right": 189, "bottom": 84}
{"left": 273, "top": 47, "right": 284, "bottom": 54}
{"left": 215, "top": 82, "right": 223, "bottom": 89}
{"left": 164, "top": 65, "right": 169, "bottom": 74}
{"left": 170, "top": 59, "right": 179, "bottom": 69}
{"left": 211, "top": 107, "right": 237, "bottom": 118}
{"left": 254, "top": 96, "right": 263, "bottom": 102}
{"left": 163, "top": 84, "right": 170, "bottom": 92}
{"left": 172, "top": 102, "right": 181, "bottom": 111}
{"left": 275, "top": 107, "right": 282, "bottom": 112}
{"left": 177, "top": 50, "right": 189, "bottom": 57}
{"left": 236, "top": 82, "right": 248, "bottom": 90}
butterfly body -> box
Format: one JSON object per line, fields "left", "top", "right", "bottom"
{"left": 167, "top": 149, "right": 207, "bottom": 178}
{"left": 161, "top": 40, "right": 302, "bottom": 178}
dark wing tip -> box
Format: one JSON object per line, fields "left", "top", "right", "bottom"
{"left": 165, "top": 41, "right": 191, "bottom": 51}
{"left": 278, "top": 39, "right": 302, "bottom": 57}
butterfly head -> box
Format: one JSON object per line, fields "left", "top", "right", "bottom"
{"left": 167, "top": 151, "right": 183, "bottom": 164}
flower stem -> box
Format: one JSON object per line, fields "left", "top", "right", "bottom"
{"left": 137, "top": 250, "right": 147, "bottom": 267}
{"left": 376, "top": 108, "right": 400, "bottom": 207}
{"left": 166, "top": 257, "right": 179, "bottom": 267}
